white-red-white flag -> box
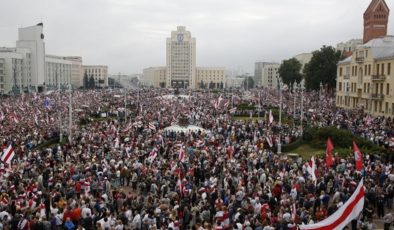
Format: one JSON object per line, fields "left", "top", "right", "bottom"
{"left": 306, "top": 156, "right": 317, "bottom": 183}
{"left": 229, "top": 107, "right": 237, "bottom": 114}
{"left": 299, "top": 178, "right": 365, "bottom": 230}
{"left": 148, "top": 149, "right": 157, "bottom": 163}
{"left": 266, "top": 136, "right": 273, "bottom": 148}
{"left": 149, "top": 122, "right": 156, "bottom": 130}
{"left": 179, "top": 147, "right": 186, "bottom": 162}
{"left": 269, "top": 110, "right": 274, "bottom": 124}
{"left": 1, "top": 145, "right": 15, "bottom": 165}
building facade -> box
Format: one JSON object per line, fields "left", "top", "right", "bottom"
{"left": 336, "top": 37, "right": 394, "bottom": 117}
{"left": 142, "top": 67, "right": 167, "bottom": 88}
{"left": 196, "top": 67, "right": 225, "bottom": 89}
{"left": 16, "top": 23, "right": 46, "bottom": 92}
{"left": 336, "top": 0, "right": 393, "bottom": 117}
{"left": 0, "top": 47, "right": 32, "bottom": 94}
{"left": 255, "top": 62, "right": 280, "bottom": 89}
{"left": 45, "top": 55, "right": 72, "bottom": 90}
{"left": 166, "top": 26, "right": 196, "bottom": 89}
{"left": 143, "top": 26, "right": 225, "bottom": 89}
{"left": 336, "top": 39, "right": 363, "bottom": 55}
{"left": 66, "top": 56, "right": 83, "bottom": 88}
{"left": 83, "top": 65, "right": 109, "bottom": 87}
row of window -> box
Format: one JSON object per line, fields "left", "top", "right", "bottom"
{"left": 340, "top": 62, "right": 391, "bottom": 76}
{"left": 337, "top": 96, "right": 394, "bottom": 115}
{"left": 338, "top": 82, "right": 390, "bottom": 95}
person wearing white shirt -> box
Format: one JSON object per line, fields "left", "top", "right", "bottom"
{"left": 81, "top": 206, "right": 92, "bottom": 219}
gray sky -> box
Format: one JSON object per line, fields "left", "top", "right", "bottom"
{"left": 1, "top": 0, "right": 393, "bottom": 75}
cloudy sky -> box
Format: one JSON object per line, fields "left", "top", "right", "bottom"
{"left": 1, "top": 0, "right": 393, "bottom": 75}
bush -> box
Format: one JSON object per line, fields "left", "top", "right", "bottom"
{"left": 282, "top": 138, "right": 304, "bottom": 152}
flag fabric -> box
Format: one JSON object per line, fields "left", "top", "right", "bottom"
{"left": 291, "top": 203, "right": 296, "bottom": 221}
{"left": 298, "top": 178, "right": 365, "bottom": 230}
{"left": 179, "top": 147, "right": 186, "bottom": 162}
{"left": 149, "top": 122, "right": 156, "bottom": 130}
{"left": 229, "top": 107, "right": 237, "bottom": 114}
{"left": 306, "top": 156, "right": 317, "bottom": 183}
{"left": 1, "top": 145, "right": 15, "bottom": 165}
{"left": 224, "top": 100, "right": 230, "bottom": 108}
{"left": 269, "top": 110, "right": 274, "bottom": 124}
{"left": 266, "top": 136, "right": 273, "bottom": 148}
{"left": 353, "top": 141, "right": 363, "bottom": 171}
{"left": 326, "top": 138, "right": 334, "bottom": 167}
{"left": 148, "top": 149, "right": 157, "bottom": 163}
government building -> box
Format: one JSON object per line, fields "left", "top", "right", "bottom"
{"left": 0, "top": 23, "right": 108, "bottom": 94}
{"left": 142, "top": 26, "right": 225, "bottom": 89}
{"left": 336, "top": 0, "right": 394, "bottom": 117}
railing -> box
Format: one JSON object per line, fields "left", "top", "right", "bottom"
{"left": 371, "top": 75, "right": 386, "bottom": 81}
{"left": 370, "top": 93, "right": 385, "bottom": 100}
{"left": 355, "top": 57, "right": 364, "bottom": 62}
{"left": 343, "top": 75, "right": 350, "bottom": 79}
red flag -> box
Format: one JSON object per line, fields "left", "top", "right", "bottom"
{"left": 353, "top": 141, "right": 363, "bottom": 171}
{"left": 326, "top": 138, "right": 334, "bottom": 167}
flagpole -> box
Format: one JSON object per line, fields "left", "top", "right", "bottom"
{"left": 68, "top": 84, "right": 72, "bottom": 144}
{"left": 278, "top": 80, "right": 282, "bottom": 155}
{"left": 300, "top": 85, "right": 304, "bottom": 135}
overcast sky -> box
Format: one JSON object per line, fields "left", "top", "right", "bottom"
{"left": 1, "top": 0, "right": 393, "bottom": 75}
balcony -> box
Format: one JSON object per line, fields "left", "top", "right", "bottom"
{"left": 371, "top": 75, "right": 386, "bottom": 81}
{"left": 343, "top": 74, "right": 350, "bottom": 80}
{"left": 370, "top": 93, "right": 385, "bottom": 100}
{"left": 355, "top": 57, "right": 364, "bottom": 63}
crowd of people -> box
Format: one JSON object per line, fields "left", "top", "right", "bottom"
{"left": 0, "top": 87, "right": 392, "bottom": 230}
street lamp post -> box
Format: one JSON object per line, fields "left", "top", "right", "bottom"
{"left": 68, "top": 84, "right": 73, "bottom": 143}
{"left": 300, "top": 85, "right": 305, "bottom": 135}
{"left": 277, "top": 80, "right": 283, "bottom": 155}
{"left": 293, "top": 83, "right": 297, "bottom": 124}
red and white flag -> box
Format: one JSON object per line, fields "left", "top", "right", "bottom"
{"left": 179, "top": 147, "right": 186, "bottom": 162}
{"left": 299, "top": 178, "right": 365, "bottom": 230}
{"left": 326, "top": 138, "right": 334, "bottom": 167}
{"left": 291, "top": 203, "right": 296, "bottom": 221}
{"left": 148, "top": 122, "right": 156, "bottom": 130}
{"left": 269, "top": 110, "right": 274, "bottom": 124}
{"left": 229, "top": 107, "right": 237, "bottom": 114}
{"left": 266, "top": 136, "right": 273, "bottom": 148}
{"left": 148, "top": 149, "right": 157, "bottom": 163}
{"left": 353, "top": 141, "right": 363, "bottom": 171}
{"left": 1, "top": 145, "right": 15, "bottom": 165}
{"left": 306, "top": 156, "right": 317, "bottom": 183}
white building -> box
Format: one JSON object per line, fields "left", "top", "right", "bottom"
{"left": 45, "top": 55, "right": 72, "bottom": 90}
{"left": 16, "top": 23, "right": 46, "bottom": 92}
{"left": 226, "top": 76, "right": 245, "bottom": 88}
{"left": 294, "top": 53, "right": 312, "bottom": 88}
{"left": 254, "top": 62, "right": 280, "bottom": 89}
{"left": 66, "top": 56, "right": 83, "bottom": 88}
{"left": 83, "top": 65, "right": 109, "bottom": 87}
{"left": 166, "top": 26, "right": 196, "bottom": 89}
{"left": 0, "top": 47, "right": 32, "bottom": 94}
{"left": 196, "top": 67, "right": 225, "bottom": 89}
{"left": 336, "top": 39, "right": 363, "bottom": 54}
{"left": 143, "top": 26, "right": 225, "bottom": 89}
{"left": 142, "top": 67, "right": 167, "bottom": 88}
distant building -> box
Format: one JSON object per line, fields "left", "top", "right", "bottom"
{"left": 143, "top": 26, "right": 225, "bottom": 89}
{"left": 294, "top": 53, "right": 313, "bottom": 88}
{"left": 336, "top": 39, "right": 363, "bottom": 55}
{"left": 66, "top": 56, "right": 83, "bottom": 88}
{"left": 16, "top": 23, "right": 46, "bottom": 92}
{"left": 142, "top": 67, "right": 167, "bottom": 88}
{"left": 226, "top": 76, "right": 246, "bottom": 88}
{"left": 83, "top": 65, "right": 109, "bottom": 87}
{"left": 254, "top": 62, "right": 280, "bottom": 89}
{"left": 45, "top": 54, "right": 72, "bottom": 90}
{"left": 336, "top": 0, "right": 394, "bottom": 118}
{"left": 196, "top": 67, "right": 225, "bottom": 89}
{"left": 0, "top": 47, "right": 32, "bottom": 94}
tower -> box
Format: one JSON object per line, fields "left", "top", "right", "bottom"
{"left": 363, "top": 0, "right": 390, "bottom": 44}
{"left": 166, "top": 26, "right": 196, "bottom": 89}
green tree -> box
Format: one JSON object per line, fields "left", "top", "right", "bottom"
{"left": 243, "top": 77, "right": 254, "bottom": 90}
{"left": 303, "top": 46, "right": 341, "bottom": 91}
{"left": 83, "top": 72, "right": 89, "bottom": 89}
{"left": 278, "top": 58, "right": 302, "bottom": 87}
{"left": 88, "top": 75, "right": 95, "bottom": 89}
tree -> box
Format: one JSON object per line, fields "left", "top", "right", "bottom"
{"left": 278, "top": 58, "right": 302, "bottom": 87}
{"left": 88, "top": 75, "right": 95, "bottom": 89}
{"left": 243, "top": 77, "right": 254, "bottom": 90}
{"left": 303, "top": 46, "right": 341, "bottom": 91}
{"left": 83, "top": 72, "right": 89, "bottom": 89}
